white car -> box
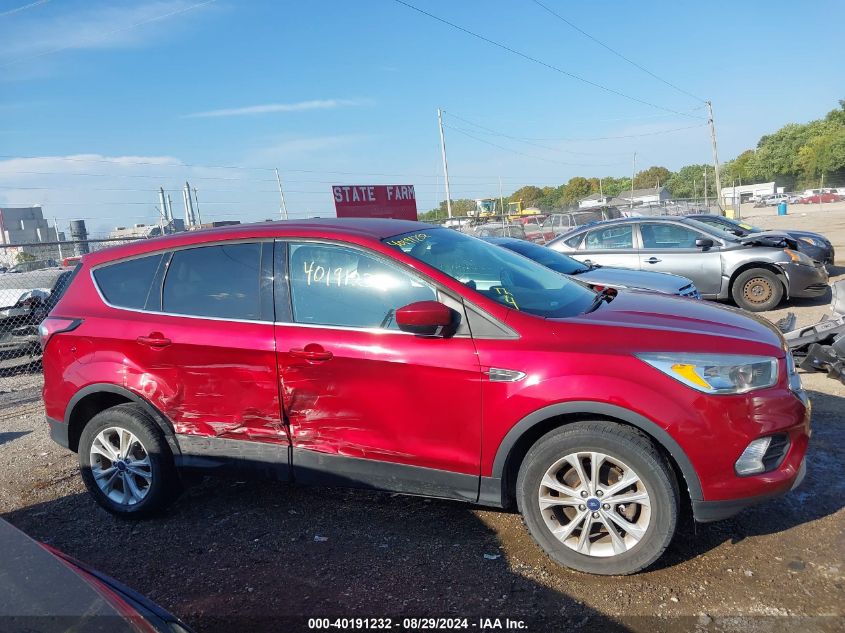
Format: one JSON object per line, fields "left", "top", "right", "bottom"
{"left": 764, "top": 194, "right": 791, "bottom": 206}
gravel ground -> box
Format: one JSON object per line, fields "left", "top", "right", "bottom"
{"left": 1, "top": 204, "right": 844, "bottom": 633}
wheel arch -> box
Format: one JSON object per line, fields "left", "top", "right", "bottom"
{"left": 64, "top": 384, "right": 180, "bottom": 456}
{"left": 482, "top": 401, "right": 702, "bottom": 509}
{"left": 728, "top": 262, "right": 788, "bottom": 299}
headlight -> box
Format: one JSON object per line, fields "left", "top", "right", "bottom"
{"left": 798, "top": 236, "right": 825, "bottom": 248}
{"left": 784, "top": 248, "right": 814, "bottom": 266}
{"left": 637, "top": 353, "right": 778, "bottom": 394}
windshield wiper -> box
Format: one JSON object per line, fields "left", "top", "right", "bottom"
{"left": 585, "top": 288, "right": 613, "bottom": 313}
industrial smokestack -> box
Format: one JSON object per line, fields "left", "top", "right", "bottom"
{"left": 69, "top": 219, "right": 89, "bottom": 256}
{"left": 183, "top": 181, "right": 196, "bottom": 227}
{"left": 159, "top": 187, "right": 171, "bottom": 223}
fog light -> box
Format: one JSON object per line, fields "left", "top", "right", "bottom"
{"left": 735, "top": 437, "right": 772, "bottom": 475}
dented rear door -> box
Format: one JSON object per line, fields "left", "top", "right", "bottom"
{"left": 122, "top": 241, "right": 289, "bottom": 448}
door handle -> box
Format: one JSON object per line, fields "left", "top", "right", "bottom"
{"left": 645, "top": 257, "right": 662, "bottom": 264}
{"left": 136, "top": 332, "right": 171, "bottom": 348}
{"left": 289, "top": 344, "right": 333, "bottom": 362}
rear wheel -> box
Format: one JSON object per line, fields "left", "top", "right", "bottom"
{"left": 78, "top": 403, "right": 180, "bottom": 517}
{"left": 732, "top": 268, "right": 783, "bottom": 312}
{"left": 516, "top": 421, "right": 679, "bottom": 575}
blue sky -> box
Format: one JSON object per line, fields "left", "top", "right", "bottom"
{"left": 1, "top": 0, "right": 842, "bottom": 234}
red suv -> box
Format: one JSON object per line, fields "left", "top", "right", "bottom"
{"left": 42, "top": 219, "right": 809, "bottom": 575}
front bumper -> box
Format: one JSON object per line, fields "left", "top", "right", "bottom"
{"left": 692, "top": 457, "right": 807, "bottom": 522}
{"left": 780, "top": 262, "right": 829, "bottom": 298}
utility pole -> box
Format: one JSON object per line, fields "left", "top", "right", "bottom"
{"left": 274, "top": 168, "right": 289, "bottom": 220}
{"left": 706, "top": 100, "right": 723, "bottom": 212}
{"left": 437, "top": 108, "right": 453, "bottom": 218}
{"left": 53, "top": 217, "right": 63, "bottom": 259}
{"left": 630, "top": 152, "right": 636, "bottom": 209}
{"left": 703, "top": 169, "right": 708, "bottom": 208}
{"left": 158, "top": 187, "right": 169, "bottom": 234}
{"left": 192, "top": 187, "right": 203, "bottom": 225}
{"left": 693, "top": 178, "right": 697, "bottom": 201}
{"left": 599, "top": 177, "right": 603, "bottom": 201}
{"left": 498, "top": 176, "right": 505, "bottom": 217}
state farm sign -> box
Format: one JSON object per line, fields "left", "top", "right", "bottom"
{"left": 332, "top": 185, "right": 417, "bottom": 221}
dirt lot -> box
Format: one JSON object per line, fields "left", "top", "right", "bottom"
{"left": 1, "top": 204, "right": 844, "bottom": 633}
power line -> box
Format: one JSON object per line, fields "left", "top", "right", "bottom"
{"left": 1, "top": 0, "right": 217, "bottom": 68}
{"left": 444, "top": 112, "right": 629, "bottom": 156}
{"left": 443, "top": 124, "right": 627, "bottom": 167}
{"left": 529, "top": 0, "right": 706, "bottom": 103}
{"left": 392, "top": 0, "right": 700, "bottom": 119}
{"left": 0, "top": 0, "right": 50, "bottom": 18}
{"left": 445, "top": 110, "right": 705, "bottom": 145}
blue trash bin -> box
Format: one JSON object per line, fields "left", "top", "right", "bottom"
{"left": 778, "top": 202, "right": 788, "bottom": 216}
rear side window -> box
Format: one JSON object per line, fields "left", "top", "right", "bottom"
{"left": 585, "top": 225, "right": 633, "bottom": 250}
{"left": 93, "top": 254, "right": 164, "bottom": 309}
{"left": 163, "top": 243, "right": 263, "bottom": 320}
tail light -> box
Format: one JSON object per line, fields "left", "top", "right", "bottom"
{"left": 38, "top": 317, "right": 82, "bottom": 350}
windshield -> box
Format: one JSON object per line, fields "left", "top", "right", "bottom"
{"left": 495, "top": 239, "right": 590, "bottom": 275}
{"left": 384, "top": 229, "right": 596, "bottom": 318}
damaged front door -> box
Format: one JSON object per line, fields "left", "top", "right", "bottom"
{"left": 274, "top": 240, "right": 482, "bottom": 501}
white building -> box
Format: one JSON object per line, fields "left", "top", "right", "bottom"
{"left": 0, "top": 206, "right": 59, "bottom": 244}
{"left": 720, "top": 182, "right": 782, "bottom": 205}
{"left": 578, "top": 193, "right": 612, "bottom": 209}
{"left": 618, "top": 186, "right": 671, "bottom": 206}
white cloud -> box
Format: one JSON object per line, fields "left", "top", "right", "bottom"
{"left": 0, "top": 1, "right": 217, "bottom": 68}
{"left": 185, "top": 99, "right": 370, "bottom": 119}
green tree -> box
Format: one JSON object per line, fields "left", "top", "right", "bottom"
{"left": 632, "top": 166, "right": 672, "bottom": 190}
{"left": 419, "top": 198, "right": 478, "bottom": 220}
{"left": 507, "top": 185, "right": 544, "bottom": 208}
{"left": 15, "top": 251, "right": 35, "bottom": 264}
{"left": 561, "top": 176, "right": 593, "bottom": 203}
{"left": 797, "top": 128, "right": 845, "bottom": 185}
{"left": 665, "top": 164, "right": 716, "bottom": 199}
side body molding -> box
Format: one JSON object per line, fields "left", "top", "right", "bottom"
{"left": 480, "top": 401, "right": 703, "bottom": 507}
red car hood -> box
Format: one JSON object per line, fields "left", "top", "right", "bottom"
{"left": 556, "top": 290, "right": 785, "bottom": 354}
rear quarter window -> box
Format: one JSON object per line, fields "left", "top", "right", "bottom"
{"left": 93, "top": 254, "right": 164, "bottom": 309}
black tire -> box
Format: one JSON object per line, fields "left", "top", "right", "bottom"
{"left": 731, "top": 267, "right": 784, "bottom": 312}
{"left": 516, "top": 421, "right": 679, "bottom": 576}
{"left": 78, "top": 403, "right": 180, "bottom": 518}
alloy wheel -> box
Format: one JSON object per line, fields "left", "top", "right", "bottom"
{"left": 538, "top": 452, "right": 651, "bottom": 558}
{"left": 89, "top": 427, "right": 152, "bottom": 506}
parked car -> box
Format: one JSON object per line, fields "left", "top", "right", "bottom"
{"left": 43, "top": 219, "right": 809, "bottom": 576}
{"left": 0, "top": 267, "right": 76, "bottom": 358}
{"left": 799, "top": 192, "right": 843, "bottom": 204}
{"left": 763, "top": 193, "right": 791, "bottom": 206}
{"left": 540, "top": 207, "right": 623, "bottom": 241}
{"left": 4, "top": 258, "right": 60, "bottom": 274}
{"left": 548, "top": 216, "right": 828, "bottom": 311}
{"left": 464, "top": 222, "right": 546, "bottom": 244}
{"left": 0, "top": 518, "right": 194, "bottom": 632}
{"left": 484, "top": 237, "right": 701, "bottom": 298}
{"left": 686, "top": 214, "right": 835, "bottom": 266}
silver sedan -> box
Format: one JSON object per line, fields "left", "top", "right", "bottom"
{"left": 548, "top": 216, "right": 829, "bottom": 312}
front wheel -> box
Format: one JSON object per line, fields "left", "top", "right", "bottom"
{"left": 516, "top": 421, "right": 679, "bottom": 575}
{"left": 732, "top": 268, "right": 783, "bottom": 312}
{"left": 78, "top": 403, "right": 180, "bottom": 518}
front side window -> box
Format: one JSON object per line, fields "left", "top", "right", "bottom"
{"left": 287, "top": 242, "right": 436, "bottom": 329}
{"left": 385, "top": 228, "right": 596, "bottom": 318}
{"left": 640, "top": 223, "right": 706, "bottom": 249}
{"left": 162, "top": 243, "right": 262, "bottom": 320}
{"left": 93, "top": 253, "right": 163, "bottom": 310}
{"left": 584, "top": 225, "right": 633, "bottom": 250}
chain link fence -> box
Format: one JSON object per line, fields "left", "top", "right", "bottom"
{"left": 0, "top": 238, "right": 144, "bottom": 409}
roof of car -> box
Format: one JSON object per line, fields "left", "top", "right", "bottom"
{"left": 83, "top": 218, "right": 439, "bottom": 265}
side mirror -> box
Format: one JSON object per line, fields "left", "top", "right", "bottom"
{"left": 696, "top": 238, "right": 714, "bottom": 249}
{"left": 395, "top": 301, "right": 456, "bottom": 337}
